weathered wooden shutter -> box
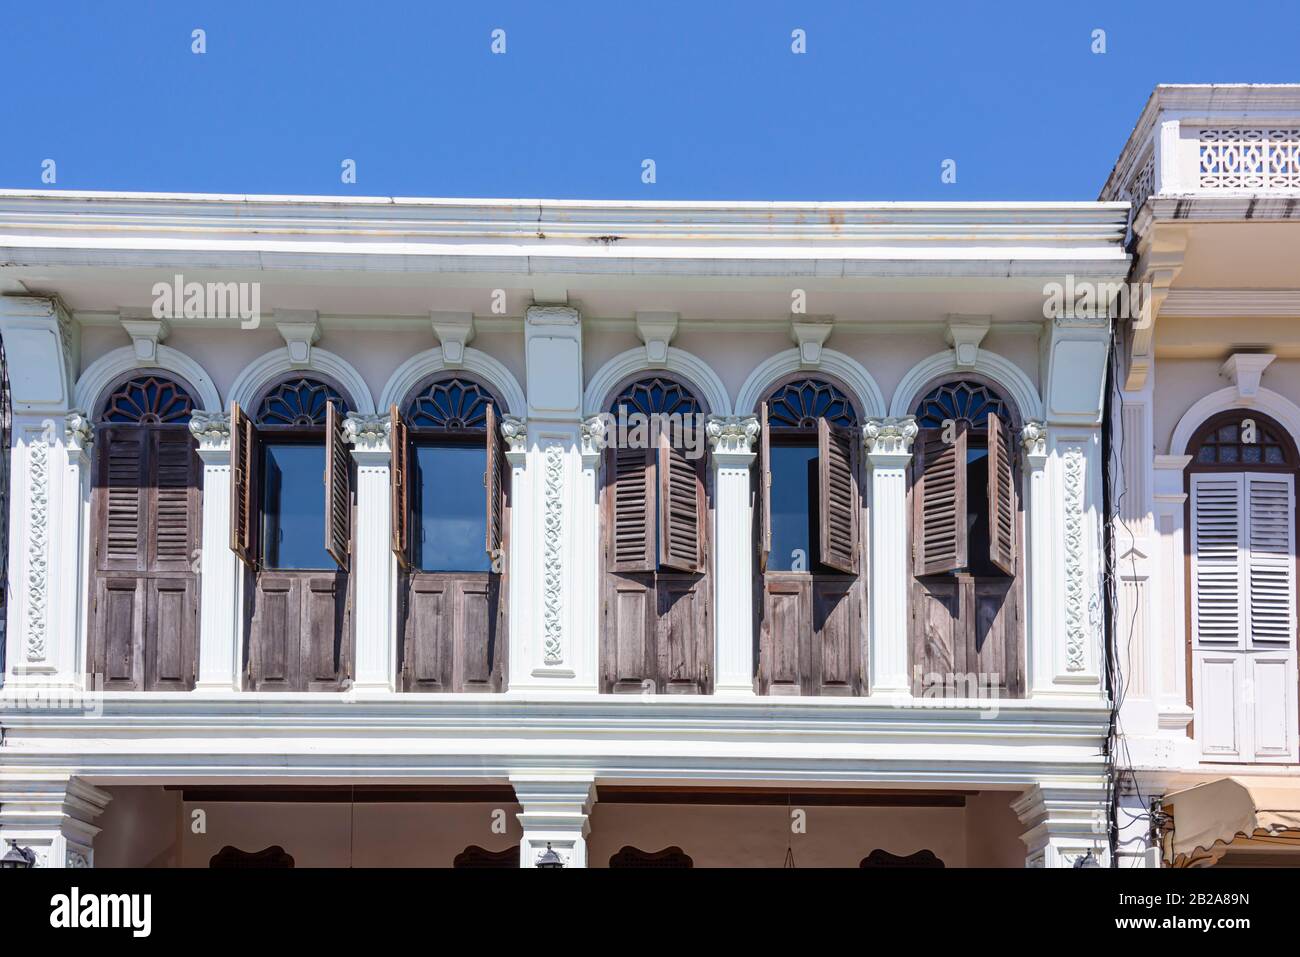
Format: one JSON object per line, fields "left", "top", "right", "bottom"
{"left": 758, "top": 401, "right": 772, "bottom": 573}
{"left": 389, "top": 404, "right": 409, "bottom": 569}
{"left": 229, "top": 402, "right": 258, "bottom": 567}
{"left": 817, "top": 417, "right": 858, "bottom": 574}
{"left": 1190, "top": 474, "right": 1245, "bottom": 645}
{"left": 484, "top": 402, "right": 506, "bottom": 566}
{"left": 1245, "top": 474, "right": 1296, "bottom": 644}
{"left": 658, "top": 426, "right": 703, "bottom": 572}
{"left": 912, "top": 424, "right": 967, "bottom": 576}
{"left": 99, "top": 426, "right": 149, "bottom": 570}
{"left": 986, "top": 411, "right": 1015, "bottom": 575}
{"left": 324, "top": 400, "right": 351, "bottom": 570}
{"left": 610, "top": 445, "right": 655, "bottom": 572}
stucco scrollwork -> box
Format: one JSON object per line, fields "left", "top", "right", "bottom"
{"left": 342, "top": 412, "right": 390, "bottom": 452}
{"left": 580, "top": 415, "right": 608, "bottom": 457}
{"left": 25, "top": 435, "right": 49, "bottom": 662}
{"left": 1063, "top": 446, "right": 1087, "bottom": 672}
{"left": 1020, "top": 420, "right": 1048, "bottom": 459}
{"left": 705, "top": 415, "right": 759, "bottom": 455}
{"left": 542, "top": 443, "right": 565, "bottom": 665}
{"left": 501, "top": 415, "right": 528, "bottom": 455}
{"left": 187, "top": 410, "right": 231, "bottom": 451}
{"left": 862, "top": 416, "right": 918, "bottom": 456}
{"left": 64, "top": 410, "right": 94, "bottom": 452}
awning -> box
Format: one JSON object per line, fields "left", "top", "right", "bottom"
{"left": 1165, "top": 777, "right": 1300, "bottom": 866}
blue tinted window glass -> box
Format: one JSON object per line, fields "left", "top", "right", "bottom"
{"left": 413, "top": 443, "right": 489, "bottom": 572}
{"left": 768, "top": 444, "right": 818, "bottom": 572}
{"left": 261, "top": 442, "right": 331, "bottom": 569}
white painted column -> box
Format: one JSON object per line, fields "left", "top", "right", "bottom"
{"left": 344, "top": 413, "right": 396, "bottom": 693}
{"left": 509, "top": 305, "right": 597, "bottom": 691}
{"left": 863, "top": 416, "right": 918, "bottom": 698}
{"left": 1022, "top": 422, "right": 1054, "bottom": 695}
{"left": 0, "top": 297, "right": 79, "bottom": 690}
{"left": 510, "top": 772, "right": 597, "bottom": 868}
{"left": 1013, "top": 780, "right": 1110, "bottom": 868}
{"left": 1152, "top": 455, "right": 1196, "bottom": 748}
{"left": 190, "top": 411, "right": 241, "bottom": 692}
{"left": 706, "top": 415, "right": 759, "bottom": 696}
{"left": 0, "top": 774, "right": 111, "bottom": 868}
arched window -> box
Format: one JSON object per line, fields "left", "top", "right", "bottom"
{"left": 391, "top": 374, "right": 508, "bottom": 693}
{"left": 601, "top": 374, "right": 710, "bottom": 694}
{"left": 230, "top": 374, "right": 354, "bottom": 692}
{"left": 1186, "top": 410, "right": 1299, "bottom": 762}
{"left": 908, "top": 376, "right": 1023, "bottom": 699}
{"left": 753, "top": 376, "right": 864, "bottom": 697}
{"left": 89, "top": 373, "right": 201, "bottom": 691}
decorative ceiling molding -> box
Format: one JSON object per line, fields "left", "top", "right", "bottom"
{"left": 1161, "top": 289, "right": 1300, "bottom": 317}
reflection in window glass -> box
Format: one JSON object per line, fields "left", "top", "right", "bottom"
{"left": 262, "top": 442, "right": 332, "bottom": 569}
{"left": 769, "top": 444, "right": 819, "bottom": 572}
{"left": 413, "top": 443, "right": 489, "bottom": 572}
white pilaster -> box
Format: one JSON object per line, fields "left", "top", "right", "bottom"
{"left": 1022, "top": 421, "right": 1054, "bottom": 696}
{"left": 1, "top": 297, "right": 79, "bottom": 689}
{"left": 863, "top": 416, "right": 918, "bottom": 698}
{"left": 706, "top": 415, "right": 759, "bottom": 696}
{"left": 1013, "top": 780, "right": 1110, "bottom": 868}
{"left": 510, "top": 772, "right": 597, "bottom": 868}
{"left": 509, "top": 305, "right": 597, "bottom": 691}
{"left": 0, "top": 774, "right": 111, "bottom": 868}
{"left": 344, "top": 413, "right": 395, "bottom": 693}
{"left": 190, "top": 412, "right": 241, "bottom": 692}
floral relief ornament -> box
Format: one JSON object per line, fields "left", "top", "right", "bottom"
{"left": 1020, "top": 420, "right": 1048, "bottom": 459}
{"left": 500, "top": 415, "right": 528, "bottom": 455}
{"left": 862, "top": 416, "right": 918, "bottom": 455}
{"left": 342, "top": 412, "right": 390, "bottom": 451}
{"left": 187, "top": 410, "right": 231, "bottom": 450}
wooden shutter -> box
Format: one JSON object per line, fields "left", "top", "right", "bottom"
{"left": 758, "top": 401, "right": 772, "bottom": 573}
{"left": 389, "top": 404, "right": 409, "bottom": 569}
{"left": 986, "top": 411, "right": 1015, "bottom": 575}
{"left": 818, "top": 417, "right": 858, "bottom": 574}
{"left": 324, "top": 400, "right": 351, "bottom": 570}
{"left": 98, "top": 426, "right": 149, "bottom": 570}
{"left": 610, "top": 445, "right": 655, "bottom": 572}
{"left": 658, "top": 426, "right": 702, "bottom": 572}
{"left": 1245, "top": 474, "right": 1296, "bottom": 644}
{"left": 912, "top": 424, "right": 966, "bottom": 576}
{"left": 1190, "top": 474, "right": 1245, "bottom": 645}
{"left": 484, "top": 402, "right": 506, "bottom": 566}
{"left": 229, "top": 402, "right": 258, "bottom": 568}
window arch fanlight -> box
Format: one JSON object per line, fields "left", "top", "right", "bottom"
{"left": 765, "top": 376, "right": 859, "bottom": 429}
{"left": 608, "top": 374, "right": 704, "bottom": 417}
{"left": 96, "top": 373, "right": 197, "bottom": 424}
{"left": 913, "top": 378, "right": 1012, "bottom": 430}
{"left": 254, "top": 376, "right": 349, "bottom": 426}
{"left": 403, "top": 374, "right": 502, "bottom": 430}
{"left": 1187, "top": 410, "right": 1299, "bottom": 468}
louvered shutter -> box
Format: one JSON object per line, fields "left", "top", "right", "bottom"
{"left": 912, "top": 424, "right": 967, "bottom": 576}
{"left": 98, "top": 426, "right": 148, "bottom": 571}
{"left": 389, "top": 404, "right": 410, "bottom": 569}
{"left": 1245, "top": 474, "right": 1296, "bottom": 645}
{"left": 324, "top": 400, "right": 351, "bottom": 570}
{"left": 229, "top": 402, "right": 258, "bottom": 567}
{"left": 484, "top": 402, "right": 506, "bottom": 567}
{"left": 150, "top": 428, "right": 200, "bottom": 571}
{"left": 1190, "top": 474, "right": 1245, "bottom": 646}
{"left": 758, "top": 401, "right": 772, "bottom": 573}
{"left": 658, "top": 426, "right": 703, "bottom": 572}
{"left": 818, "top": 417, "right": 858, "bottom": 574}
{"left": 986, "top": 411, "right": 1015, "bottom": 575}
{"left": 610, "top": 445, "right": 655, "bottom": 572}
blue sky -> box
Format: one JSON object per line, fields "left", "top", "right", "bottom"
{"left": 3, "top": 0, "right": 1297, "bottom": 201}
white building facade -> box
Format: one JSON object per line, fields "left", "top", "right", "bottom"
{"left": 1105, "top": 85, "right": 1300, "bottom": 867}
{"left": 0, "top": 185, "right": 1124, "bottom": 866}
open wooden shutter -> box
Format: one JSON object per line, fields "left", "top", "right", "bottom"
{"left": 229, "top": 402, "right": 258, "bottom": 568}
{"left": 98, "top": 426, "right": 149, "bottom": 570}
{"left": 324, "top": 400, "right": 350, "bottom": 570}
{"left": 817, "top": 417, "right": 858, "bottom": 574}
{"left": 1245, "top": 474, "right": 1296, "bottom": 644}
{"left": 758, "top": 401, "right": 772, "bottom": 573}
{"left": 1190, "top": 473, "right": 1245, "bottom": 646}
{"left": 912, "top": 424, "right": 966, "bottom": 576}
{"left": 986, "top": 411, "right": 1015, "bottom": 575}
{"left": 610, "top": 445, "right": 656, "bottom": 572}
{"left": 658, "top": 426, "right": 703, "bottom": 572}
{"left": 389, "top": 404, "right": 410, "bottom": 569}
{"left": 484, "top": 402, "right": 506, "bottom": 567}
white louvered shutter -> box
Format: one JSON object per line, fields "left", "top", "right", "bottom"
{"left": 1245, "top": 474, "right": 1296, "bottom": 645}
{"left": 1190, "top": 474, "right": 1246, "bottom": 647}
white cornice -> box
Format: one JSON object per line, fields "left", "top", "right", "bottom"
{"left": 1161, "top": 289, "right": 1300, "bottom": 317}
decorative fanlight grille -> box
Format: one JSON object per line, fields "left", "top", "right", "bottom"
{"left": 100, "top": 375, "right": 196, "bottom": 424}
{"left": 766, "top": 378, "right": 857, "bottom": 429}
{"left": 256, "top": 378, "right": 347, "bottom": 426}
{"left": 609, "top": 376, "right": 702, "bottom": 416}
{"left": 405, "top": 377, "right": 497, "bottom": 430}
{"left": 914, "top": 380, "right": 1009, "bottom": 430}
